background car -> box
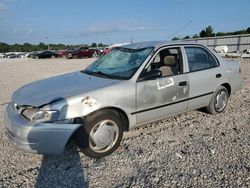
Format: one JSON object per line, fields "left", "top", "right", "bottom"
{"left": 102, "top": 43, "right": 130, "bottom": 55}
{"left": 226, "top": 50, "right": 242, "bottom": 58}
{"left": 241, "top": 49, "right": 250, "bottom": 58}
{"left": 31, "top": 51, "right": 58, "bottom": 59}
{"left": 6, "top": 53, "right": 18, "bottom": 58}
{"left": 57, "top": 48, "right": 76, "bottom": 58}
{"left": 66, "top": 47, "right": 101, "bottom": 59}
{"left": 0, "top": 53, "right": 6, "bottom": 58}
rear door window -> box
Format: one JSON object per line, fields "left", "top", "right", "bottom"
{"left": 184, "top": 47, "right": 218, "bottom": 72}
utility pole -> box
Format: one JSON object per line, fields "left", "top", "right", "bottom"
{"left": 130, "top": 37, "right": 134, "bottom": 44}
{"left": 45, "top": 35, "right": 49, "bottom": 50}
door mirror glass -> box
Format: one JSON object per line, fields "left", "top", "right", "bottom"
{"left": 140, "top": 69, "right": 162, "bottom": 80}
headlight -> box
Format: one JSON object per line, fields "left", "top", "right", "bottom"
{"left": 22, "top": 108, "right": 59, "bottom": 122}
{"left": 31, "top": 110, "right": 59, "bottom": 121}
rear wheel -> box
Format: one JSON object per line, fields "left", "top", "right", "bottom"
{"left": 75, "top": 110, "right": 124, "bottom": 158}
{"left": 206, "top": 86, "right": 229, "bottom": 114}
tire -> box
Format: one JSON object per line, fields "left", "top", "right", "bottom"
{"left": 67, "top": 53, "right": 73, "bottom": 59}
{"left": 73, "top": 55, "right": 78, "bottom": 59}
{"left": 205, "top": 86, "right": 229, "bottom": 114}
{"left": 75, "top": 110, "right": 124, "bottom": 158}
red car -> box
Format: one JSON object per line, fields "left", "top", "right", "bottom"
{"left": 102, "top": 43, "right": 130, "bottom": 55}
{"left": 103, "top": 47, "right": 112, "bottom": 55}
{"left": 66, "top": 47, "right": 101, "bottom": 59}
{"left": 57, "top": 48, "right": 75, "bottom": 58}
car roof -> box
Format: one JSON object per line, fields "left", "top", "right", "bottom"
{"left": 123, "top": 40, "right": 201, "bottom": 50}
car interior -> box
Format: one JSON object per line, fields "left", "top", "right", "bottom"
{"left": 146, "top": 48, "right": 183, "bottom": 77}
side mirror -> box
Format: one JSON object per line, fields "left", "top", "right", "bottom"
{"left": 140, "top": 69, "right": 162, "bottom": 80}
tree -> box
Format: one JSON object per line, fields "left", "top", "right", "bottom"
{"left": 12, "top": 43, "right": 22, "bottom": 52}
{"left": 91, "top": 43, "right": 97, "bottom": 47}
{"left": 0, "top": 42, "right": 10, "bottom": 53}
{"left": 199, "top": 26, "right": 215, "bottom": 38}
{"left": 98, "top": 43, "right": 104, "bottom": 47}
{"left": 182, "top": 35, "right": 190, "bottom": 40}
{"left": 171, "top": 37, "right": 180, "bottom": 41}
{"left": 22, "top": 43, "right": 33, "bottom": 52}
{"left": 247, "top": 27, "right": 250, "bottom": 34}
{"left": 192, "top": 34, "right": 199, "bottom": 38}
{"left": 205, "top": 26, "right": 214, "bottom": 37}
{"left": 199, "top": 30, "right": 206, "bottom": 37}
{"left": 38, "top": 42, "right": 47, "bottom": 50}
{"left": 216, "top": 32, "right": 226, "bottom": 36}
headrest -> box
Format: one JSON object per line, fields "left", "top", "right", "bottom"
{"left": 163, "top": 56, "right": 175, "bottom": 66}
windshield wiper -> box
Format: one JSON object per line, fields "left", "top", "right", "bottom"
{"left": 92, "top": 71, "right": 115, "bottom": 79}
{"left": 82, "top": 69, "right": 127, "bottom": 80}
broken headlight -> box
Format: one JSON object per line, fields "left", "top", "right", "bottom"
{"left": 22, "top": 108, "right": 59, "bottom": 122}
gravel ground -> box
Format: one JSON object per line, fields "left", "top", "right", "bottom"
{"left": 0, "top": 57, "right": 249, "bottom": 187}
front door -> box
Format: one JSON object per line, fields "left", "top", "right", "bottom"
{"left": 135, "top": 47, "right": 189, "bottom": 124}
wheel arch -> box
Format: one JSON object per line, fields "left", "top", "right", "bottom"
{"left": 221, "top": 83, "right": 231, "bottom": 96}
{"left": 91, "top": 107, "right": 130, "bottom": 132}
{"left": 73, "top": 106, "right": 130, "bottom": 131}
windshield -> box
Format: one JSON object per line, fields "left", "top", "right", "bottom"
{"left": 84, "top": 47, "right": 153, "bottom": 79}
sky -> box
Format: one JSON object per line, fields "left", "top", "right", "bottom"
{"left": 0, "top": 0, "right": 249, "bottom": 45}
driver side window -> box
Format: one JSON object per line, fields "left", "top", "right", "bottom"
{"left": 145, "top": 47, "right": 183, "bottom": 77}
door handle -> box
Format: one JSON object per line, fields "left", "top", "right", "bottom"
{"left": 179, "top": 81, "right": 187, "bottom": 86}
{"left": 216, "top": 74, "right": 221, "bottom": 78}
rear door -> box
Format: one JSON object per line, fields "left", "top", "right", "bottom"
{"left": 183, "top": 46, "right": 222, "bottom": 110}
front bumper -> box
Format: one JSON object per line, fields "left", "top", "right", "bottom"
{"left": 4, "top": 104, "right": 82, "bottom": 154}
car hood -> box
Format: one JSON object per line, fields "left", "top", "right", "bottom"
{"left": 12, "top": 71, "right": 120, "bottom": 107}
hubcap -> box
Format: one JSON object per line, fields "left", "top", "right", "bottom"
{"left": 89, "top": 120, "right": 119, "bottom": 153}
{"left": 215, "top": 90, "right": 228, "bottom": 112}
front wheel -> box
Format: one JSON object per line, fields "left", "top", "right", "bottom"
{"left": 75, "top": 110, "right": 124, "bottom": 158}
{"left": 206, "top": 86, "right": 229, "bottom": 114}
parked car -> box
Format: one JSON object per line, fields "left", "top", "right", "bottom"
{"left": 0, "top": 53, "right": 5, "bottom": 58}
{"left": 66, "top": 47, "right": 101, "bottom": 59}
{"left": 102, "top": 47, "right": 112, "bottom": 55}
{"left": 241, "top": 49, "right": 250, "bottom": 58}
{"left": 4, "top": 41, "right": 242, "bottom": 158}
{"left": 226, "top": 51, "right": 242, "bottom": 58}
{"left": 31, "top": 51, "right": 58, "bottom": 59}
{"left": 57, "top": 48, "right": 76, "bottom": 58}
{"left": 103, "top": 43, "right": 130, "bottom": 55}
{"left": 6, "top": 53, "right": 18, "bottom": 58}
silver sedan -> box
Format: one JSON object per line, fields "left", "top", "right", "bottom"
{"left": 4, "top": 41, "right": 242, "bottom": 158}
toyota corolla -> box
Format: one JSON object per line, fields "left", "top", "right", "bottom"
{"left": 4, "top": 41, "right": 242, "bottom": 158}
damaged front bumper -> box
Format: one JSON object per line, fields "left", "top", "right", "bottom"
{"left": 4, "top": 104, "right": 82, "bottom": 154}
